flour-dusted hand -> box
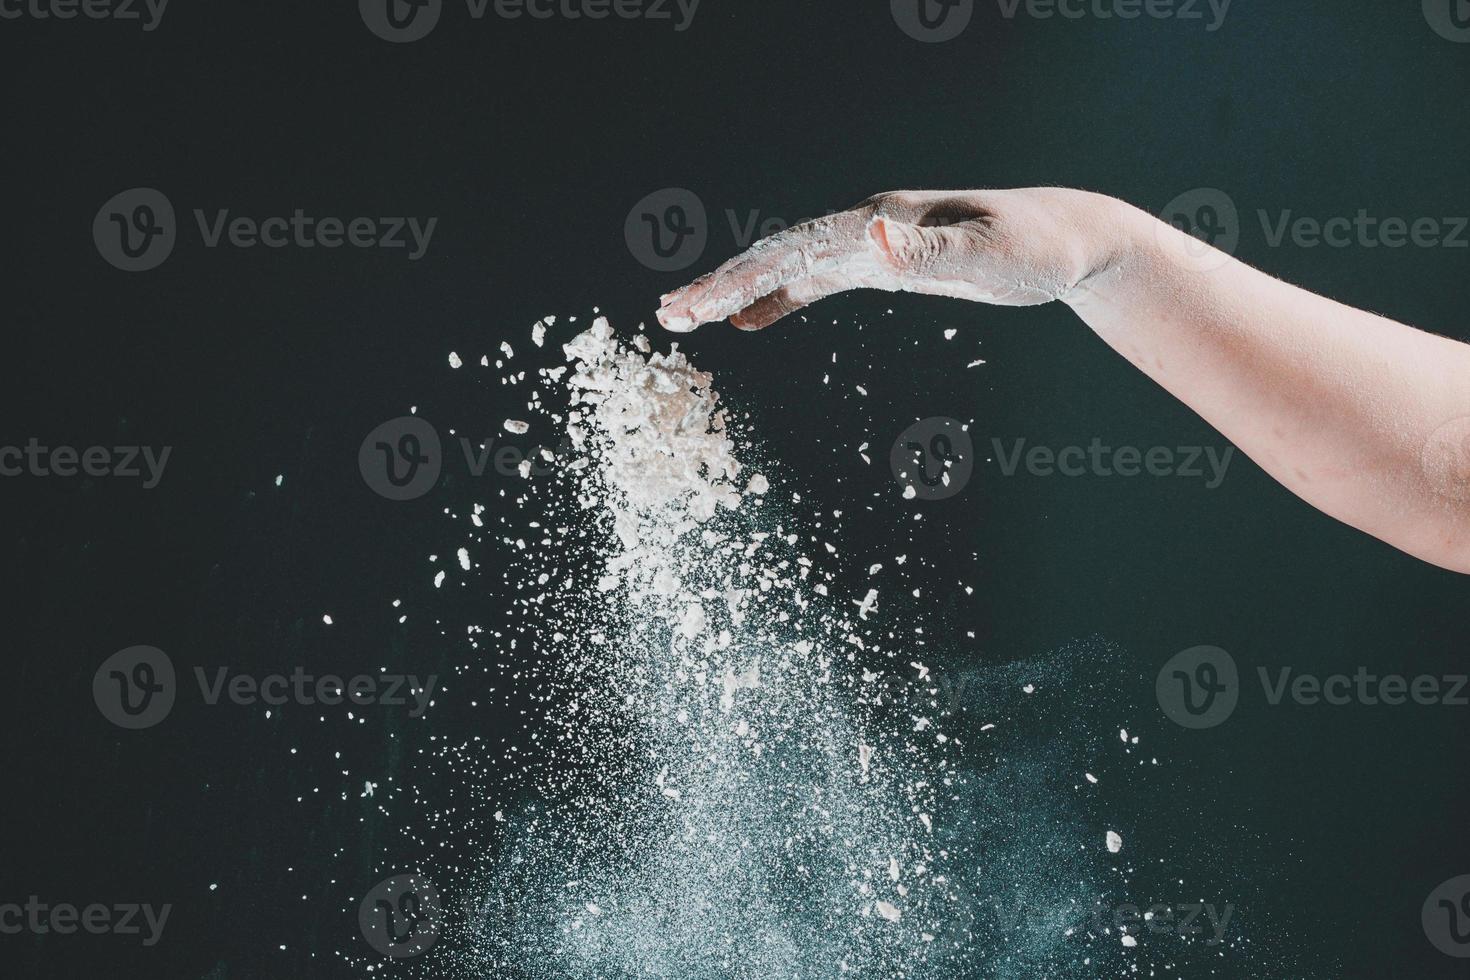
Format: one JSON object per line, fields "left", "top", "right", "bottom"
{"left": 656, "top": 185, "right": 1470, "bottom": 574}
{"left": 655, "top": 188, "right": 1122, "bottom": 332}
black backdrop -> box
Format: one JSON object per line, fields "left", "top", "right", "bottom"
{"left": 3, "top": 0, "right": 1470, "bottom": 977}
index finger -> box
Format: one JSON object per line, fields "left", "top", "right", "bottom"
{"left": 656, "top": 210, "right": 870, "bottom": 332}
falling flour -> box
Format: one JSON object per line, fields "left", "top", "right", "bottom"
{"left": 370, "top": 315, "right": 1238, "bottom": 980}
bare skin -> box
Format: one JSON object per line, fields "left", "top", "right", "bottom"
{"left": 655, "top": 188, "right": 1470, "bottom": 574}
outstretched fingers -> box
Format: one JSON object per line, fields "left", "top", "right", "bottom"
{"left": 657, "top": 211, "right": 871, "bottom": 331}
{"left": 728, "top": 274, "right": 857, "bottom": 331}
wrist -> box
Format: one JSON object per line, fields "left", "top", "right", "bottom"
{"left": 1057, "top": 191, "right": 1151, "bottom": 308}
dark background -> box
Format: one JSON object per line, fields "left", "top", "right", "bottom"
{"left": 3, "top": 0, "right": 1469, "bottom": 976}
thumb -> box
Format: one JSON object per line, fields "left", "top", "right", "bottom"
{"left": 868, "top": 216, "right": 969, "bottom": 278}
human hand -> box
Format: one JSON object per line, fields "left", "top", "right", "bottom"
{"left": 655, "top": 187, "right": 1124, "bottom": 332}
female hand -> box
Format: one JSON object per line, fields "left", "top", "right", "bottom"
{"left": 656, "top": 187, "right": 1125, "bottom": 332}
{"left": 655, "top": 185, "right": 1470, "bottom": 574}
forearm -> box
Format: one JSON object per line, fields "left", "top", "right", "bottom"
{"left": 1064, "top": 197, "right": 1470, "bottom": 573}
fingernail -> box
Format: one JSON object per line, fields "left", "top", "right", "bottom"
{"left": 658, "top": 308, "right": 697, "bottom": 333}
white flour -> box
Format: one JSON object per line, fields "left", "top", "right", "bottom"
{"left": 391, "top": 314, "right": 1194, "bottom": 980}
